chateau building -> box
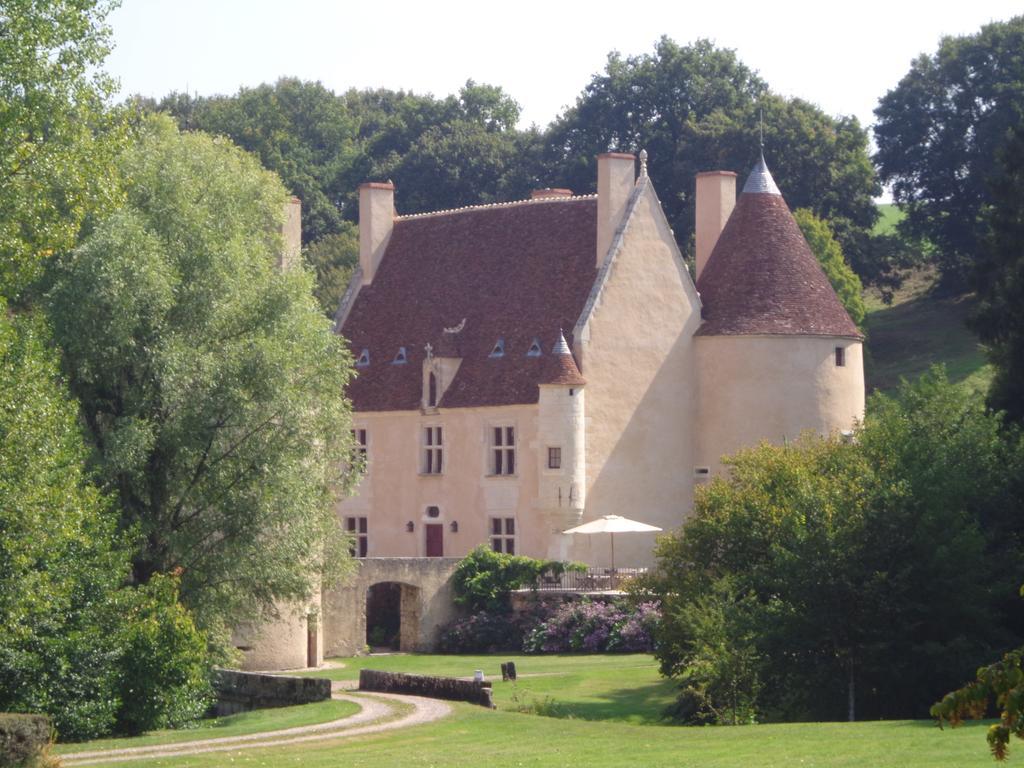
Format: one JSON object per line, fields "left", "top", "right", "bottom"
{"left": 332, "top": 151, "right": 864, "bottom": 570}
{"left": 237, "top": 150, "right": 865, "bottom": 670}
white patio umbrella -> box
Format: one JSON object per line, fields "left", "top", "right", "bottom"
{"left": 562, "top": 514, "right": 662, "bottom": 570}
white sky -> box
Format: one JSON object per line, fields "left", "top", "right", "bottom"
{"left": 107, "top": 0, "right": 1020, "bottom": 135}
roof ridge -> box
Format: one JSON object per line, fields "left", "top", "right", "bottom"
{"left": 396, "top": 194, "right": 597, "bottom": 221}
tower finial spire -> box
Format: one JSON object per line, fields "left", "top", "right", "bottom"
{"left": 759, "top": 107, "right": 764, "bottom": 151}
{"left": 639, "top": 149, "right": 648, "bottom": 177}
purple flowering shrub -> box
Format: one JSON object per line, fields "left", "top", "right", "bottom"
{"left": 438, "top": 598, "right": 660, "bottom": 653}
{"left": 522, "top": 600, "right": 661, "bottom": 653}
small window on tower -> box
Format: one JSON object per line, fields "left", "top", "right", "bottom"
{"left": 526, "top": 338, "right": 542, "bottom": 357}
{"left": 548, "top": 447, "right": 562, "bottom": 469}
{"left": 489, "top": 339, "right": 505, "bottom": 358}
{"left": 393, "top": 346, "right": 408, "bottom": 364}
{"left": 835, "top": 346, "right": 846, "bottom": 367}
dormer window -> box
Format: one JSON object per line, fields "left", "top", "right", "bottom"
{"left": 489, "top": 338, "right": 505, "bottom": 358}
{"left": 526, "top": 338, "right": 542, "bottom": 357}
{"left": 356, "top": 349, "right": 370, "bottom": 367}
{"left": 393, "top": 346, "right": 408, "bottom": 364}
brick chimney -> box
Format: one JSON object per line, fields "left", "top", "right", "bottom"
{"left": 359, "top": 182, "right": 395, "bottom": 285}
{"left": 695, "top": 171, "right": 737, "bottom": 280}
{"left": 596, "top": 153, "right": 636, "bottom": 269}
{"left": 278, "top": 196, "right": 301, "bottom": 271}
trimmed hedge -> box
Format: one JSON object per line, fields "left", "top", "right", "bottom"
{"left": 0, "top": 714, "right": 50, "bottom": 767}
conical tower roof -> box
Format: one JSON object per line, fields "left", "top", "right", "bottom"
{"left": 540, "top": 331, "right": 586, "bottom": 386}
{"left": 695, "top": 156, "right": 861, "bottom": 339}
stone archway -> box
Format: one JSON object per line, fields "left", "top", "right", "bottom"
{"left": 321, "top": 557, "right": 461, "bottom": 658}
{"left": 365, "top": 581, "right": 421, "bottom": 651}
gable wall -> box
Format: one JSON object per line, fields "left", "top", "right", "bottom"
{"left": 574, "top": 185, "right": 702, "bottom": 568}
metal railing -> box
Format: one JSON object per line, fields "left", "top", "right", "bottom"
{"left": 532, "top": 567, "right": 648, "bottom": 593}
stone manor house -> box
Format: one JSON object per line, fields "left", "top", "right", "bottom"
{"left": 239, "top": 150, "right": 865, "bottom": 670}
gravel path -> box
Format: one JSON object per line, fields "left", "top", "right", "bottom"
{"left": 62, "top": 692, "right": 451, "bottom": 766}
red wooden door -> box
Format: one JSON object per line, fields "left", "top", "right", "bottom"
{"left": 425, "top": 524, "right": 444, "bottom": 557}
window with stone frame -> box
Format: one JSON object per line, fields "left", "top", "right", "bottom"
{"left": 351, "top": 428, "right": 368, "bottom": 469}
{"left": 423, "top": 426, "right": 443, "bottom": 474}
{"left": 490, "top": 517, "right": 516, "bottom": 554}
{"left": 345, "top": 516, "right": 368, "bottom": 557}
{"left": 490, "top": 425, "right": 515, "bottom": 475}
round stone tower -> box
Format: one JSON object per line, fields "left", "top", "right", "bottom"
{"left": 536, "top": 331, "right": 587, "bottom": 559}
{"left": 694, "top": 155, "right": 865, "bottom": 475}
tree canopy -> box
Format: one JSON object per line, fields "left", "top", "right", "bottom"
{"left": 0, "top": 0, "right": 124, "bottom": 301}
{"left": 874, "top": 16, "right": 1024, "bottom": 291}
{"left": 970, "top": 124, "right": 1024, "bottom": 423}
{"left": 543, "top": 37, "right": 881, "bottom": 277}
{"left": 45, "top": 115, "right": 357, "bottom": 634}
{"left": 648, "top": 370, "right": 1024, "bottom": 723}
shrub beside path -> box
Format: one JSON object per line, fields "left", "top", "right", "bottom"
{"left": 62, "top": 689, "right": 452, "bottom": 766}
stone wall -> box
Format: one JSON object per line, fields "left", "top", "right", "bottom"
{"left": 322, "top": 557, "right": 461, "bottom": 657}
{"left": 359, "top": 669, "right": 493, "bottom": 708}
{"left": 212, "top": 669, "right": 331, "bottom": 716}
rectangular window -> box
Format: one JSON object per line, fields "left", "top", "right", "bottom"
{"left": 344, "top": 516, "right": 368, "bottom": 557}
{"left": 351, "top": 428, "right": 367, "bottom": 465}
{"left": 835, "top": 346, "right": 846, "bottom": 367}
{"left": 490, "top": 517, "right": 516, "bottom": 554}
{"left": 423, "top": 426, "right": 443, "bottom": 474}
{"left": 491, "top": 426, "right": 516, "bottom": 475}
{"left": 547, "top": 446, "right": 562, "bottom": 469}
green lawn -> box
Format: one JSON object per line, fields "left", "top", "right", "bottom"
{"left": 93, "top": 703, "right": 995, "bottom": 768}
{"left": 70, "top": 654, "right": 999, "bottom": 768}
{"left": 312, "top": 652, "right": 675, "bottom": 725}
{"left": 55, "top": 698, "right": 359, "bottom": 754}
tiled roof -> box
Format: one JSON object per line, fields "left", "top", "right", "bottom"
{"left": 340, "top": 198, "right": 598, "bottom": 411}
{"left": 540, "top": 333, "right": 586, "bottom": 386}
{"left": 696, "top": 162, "right": 861, "bottom": 339}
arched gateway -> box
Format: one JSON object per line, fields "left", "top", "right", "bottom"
{"left": 321, "top": 558, "right": 460, "bottom": 657}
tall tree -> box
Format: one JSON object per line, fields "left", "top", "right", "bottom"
{"left": 157, "top": 78, "right": 362, "bottom": 246}
{"left": 0, "top": 0, "right": 124, "bottom": 301}
{"left": 649, "top": 370, "right": 1022, "bottom": 722}
{"left": 544, "top": 37, "right": 883, "bottom": 280}
{"left": 46, "top": 116, "right": 358, "bottom": 633}
{"left": 874, "top": 16, "right": 1024, "bottom": 291}
{"left": 970, "top": 124, "right": 1024, "bottom": 422}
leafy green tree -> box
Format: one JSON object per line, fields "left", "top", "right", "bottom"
{"left": 970, "top": 124, "right": 1024, "bottom": 423}
{"left": 874, "top": 16, "right": 1024, "bottom": 291}
{"left": 793, "top": 209, "right": 866, "bottom": 327}
{"left": 544, "top": 37, "right": 884, "bottom": 282}
{"left": 0, "top": 307, "right": 125, "bottom": 738}
{"left": 46, "top": 115, "right": 357, "bottom": 636}
{"left": 305, "top": 224, "right": 358, "bottom": 317}
{"left": 157, "top": 78, "right": 362, "bottom": 246}
{"left": 649, "top": 369, "right": 1021, "bottom": 722}
{"left": 0, "top": 0, "right": 124, "bottom": 301}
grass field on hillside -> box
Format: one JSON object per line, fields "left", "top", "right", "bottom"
{"left": 874, "top": 202, "right": 903, "bottom": 235}
{"left": 98, "top": 653, "right": 997, "bottom": 768}
{"left": 864, "top": 267, "right": 991, "bottom": 393}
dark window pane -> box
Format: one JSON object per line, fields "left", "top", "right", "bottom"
{"left": 492, "top": 518, "right": 503, "bottom": 535}
{"left": 506, "top": 539, "right": 514, "bottom": 555}
{"left": 358, "top": 518, "right": 367, "bottom": 534}
{"left": 494, "top": 450, "right": 502, "bottom": 475}
{"left": 494, "top": 427, "right": 502, "bottom": 446}
{"left": 358, "top": 537, "right": 368, "bottom": 557}
{"left": 436, "top": 427, "right": 442, "bottom": 445}
{"left": 505, "top": 518, "right": 515, "bottom": 535}
{"left": 507, "top": 450, "right": 515, "bottom": 475}
{"left": 345, "top": 517, "right": 356, "bottom": 532}
{"left": 506, "top": 427, "right": 514, "bottom": 444}
{"left": 491, "top": 538, "right": 503, "bottom": 552}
